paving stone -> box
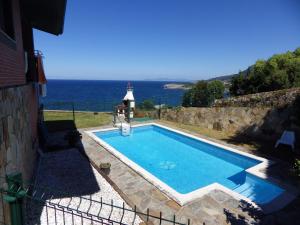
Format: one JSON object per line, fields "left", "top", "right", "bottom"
{"left": 165, "top": 200, "right": 181, "bottom": 211}
{"left": 208, "top": 190, "right": 232, "bottom": 203}
{"left": 140, "top": 198, "right": 152, "bottom": 209}
{"left": 27, "top": 149, "right": 142, "bottom": 225}
{"left": 139, "top": 222, "right": 154, "bottom": 225}
{"left": 151, "top": 189, "right": 169, "bottom": 202}
{"left": 81, "top": 125, "right": 265, "bottom": 225}
{"left": 148, "top": 209, "right": 161, "bottom": 218}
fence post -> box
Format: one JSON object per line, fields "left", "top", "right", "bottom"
{"left": 158, "top": 98, "right": 161, "bottom": 120}
{"left": 72, "top": 102, "right": 75, "bottom": 121}
{"left": 39, "top": 103, "right": 45, "bottom": 122}
{"left": 4, "top": 173, "right": 26, "bottom": 225}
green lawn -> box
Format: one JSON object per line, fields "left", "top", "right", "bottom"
{"left": 44, "top": 111, "right": 112, "bottom": 129}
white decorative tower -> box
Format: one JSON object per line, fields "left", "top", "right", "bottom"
{"left": 123, "top": 82, "right": 135, "bottom": 121}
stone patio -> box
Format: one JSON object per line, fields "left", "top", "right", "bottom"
{"left": 26, "top": 148, "right": 143, "bottom": 225}
{"left": 79, "top": 122, "right": 267, "bottom": 225}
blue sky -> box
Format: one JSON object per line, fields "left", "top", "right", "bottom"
{"left": 33, "top": 0, "right": 300, "bottom": 81}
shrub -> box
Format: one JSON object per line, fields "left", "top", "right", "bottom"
{"left": 230, "top": 47, "right": 300, "bottom": 96}
{"left": 137, "top": 99, "right": 155, "bottom": 110}
{"left": 207, "top": 80, "right": 225, "bottom": 99}
{"left": 134, "top": 110, "right": 146, "bottom": 118}
{"left": 182, "top": 89, "right": 193, "bottom": 107}
{"left": 182, "top": 80, "right": 225, "bottom": 107}
{"left": 294, "top": 159, "right": 300, "bottom": 177}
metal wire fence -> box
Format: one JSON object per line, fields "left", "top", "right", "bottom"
{"left": 42, "top": 94, "right": 179, "bottom": 113}
{"left": 41, "top": 101, "right": 161, "bottom": 125}
{"left": 0, "top": 176, "right": 191, "bottom": 225}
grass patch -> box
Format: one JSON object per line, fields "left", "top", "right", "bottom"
{"left": 159, "top": 120, "right": 257, "bottom": 151}
{"left": 159, "top": 120, "right": 234, "bottom": 140}
{"left": 44, "top": 111, "right": 112, "bottom": 129}
{"left": 159, "top": 120, "right": 298, "bottom": 161}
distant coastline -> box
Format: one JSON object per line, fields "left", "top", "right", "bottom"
{"left": 163, "top": 83, "right": 192, "bottom": 90}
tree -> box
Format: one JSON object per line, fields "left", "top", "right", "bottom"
{"left": 230, "top": 46, "right": 300, "bottom": 96}
{"left": 294, "top": 48, "right": 300, "bottom": 57}
{"left": 138, "top": 99, "right": 155, "bottom": 110}
{"left": 230, "top": 73, "right": 245, "bottom": 96}
{"left": 270, "top": 70, "right": 290, "bottom": 90}
{"left": 192, "top": 81, "right": 212, "bottom": 107}
{"left": 207, "top": 80, "right": 225, "bottom": 99}
{"left": 254, "top": 60, "right": 266, "bottom": 75}
{"left": 182, "top": 89, "right": 193, "bottom": 107}
{"left": 286, "top": 58, "right": 300, "bottom": 87}
{"left": 182, "top": 80, "right": 224, "bottom": 107}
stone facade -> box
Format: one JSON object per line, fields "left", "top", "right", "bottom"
{"left": 160, "top": 106, "right": 299, "bottom": 138}
{"left": 0, "top": 84, "right": 38, "bottom": 183}
{"left": 214, "top": 88, "right": 300, "bottom": 107}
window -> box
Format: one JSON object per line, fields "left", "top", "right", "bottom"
{"left": 0, "top": 0, "right": 15, "bottom": 40}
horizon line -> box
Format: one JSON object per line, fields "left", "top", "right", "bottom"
{"left": 47, "top": 78, "right": 195, "bottom": 82}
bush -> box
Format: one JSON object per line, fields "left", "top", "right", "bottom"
{"left": 134, "top": 110, "right": 146, "bottom": 118}
{"left": 193, "top": 81, "right": 213, "bottom": 107}
{"left": 137, "top": 99, "right": 155, "bottom": 110}
{"left": 230, "top": 47, "right": 300, "bottom": 96}
{"left": 182, "top": 89, "right": 193, "bottom": 107}
{"left": 182, "top": 80, "right": 225, "bottom": 107}
{"left": 207, "top": 80, "right": 225, "bottom": 99}
{"left": 161, "top": 104, "right": 173, "bottom": 109}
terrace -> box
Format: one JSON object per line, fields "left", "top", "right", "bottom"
{"left": 1, "top": 0, "right": 299, "bottom": 224}
{"left": 13, "top": 106, "right": 297, "bottom": 225}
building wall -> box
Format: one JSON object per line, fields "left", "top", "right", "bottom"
{"left": 0, "top": 0, "right": 57, "bottom": 223}
{"left": 0, "top": 84, "right": 39, "bottom": 225}
{"left": 0, "top": 0, "right": 26, "bottom": 87}
{"left": 0, "top": 0, "right": 39, "bottom": 153}
{"left": 0, "top": 84, "right": 38, "bottom": 182}
{"left": 0, "top": 0, "right": 39, "bottom": 182}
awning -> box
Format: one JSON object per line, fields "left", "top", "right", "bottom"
{"left": 21, "top": 0, "right": 67, "bottom": 35}
{"left": 36, "top": 53, "right": 47, "bottom": 84}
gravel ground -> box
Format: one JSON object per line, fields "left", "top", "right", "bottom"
{"left": 25, "top": 148, "right": 142, "bottom": 225}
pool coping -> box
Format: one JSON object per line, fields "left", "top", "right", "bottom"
{"left": 85, "top": 122, "right": 297, "bottom": 212}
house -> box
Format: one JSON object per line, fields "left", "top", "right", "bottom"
{"left": 0, "top": 0, "right": 67, "bottom": 222}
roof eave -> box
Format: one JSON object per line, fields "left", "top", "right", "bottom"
{"left": 21, "top": 0, "right": 67, "bottom": 35}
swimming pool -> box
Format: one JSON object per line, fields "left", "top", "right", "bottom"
{"left": 88, "top": 124, "right": 285, "bottom": 206}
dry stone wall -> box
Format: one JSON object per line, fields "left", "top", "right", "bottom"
{"left": 214, "top": 88, "right": 300, "bottom": 107}
{"left": 0, "top": 84, "right": 37, "bottom": 182}
{"left": 160, "top": 88, "right": 300, "bottom": 139}
{"left": 161, "top": 106, "right": 299, "bottom": 139}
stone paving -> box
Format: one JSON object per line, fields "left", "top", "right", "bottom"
{"left": 26, "top": 148, "right": 142, "bottom": 225}
{"left": 79, "top": 122, "right": 266, "bottom": 225}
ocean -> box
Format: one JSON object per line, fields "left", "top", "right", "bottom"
{"left": 43, "top": 80, "right": 186, "bottom": 112}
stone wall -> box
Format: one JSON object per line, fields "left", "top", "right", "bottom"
{"left": 134, "top": 110, "right": 159, "bottom": 119}
{"left": 0, "top": 84, "right": 38, "bottom": 183}
{"left": 214, "top": 88, "right": 300, "bottom": 107}
{"left": 161, "top": 106, "right": 299, "bottom": 138}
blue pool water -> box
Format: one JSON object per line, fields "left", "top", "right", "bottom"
{"left": 94, "top": 125, "right": 284, "bottom": 204}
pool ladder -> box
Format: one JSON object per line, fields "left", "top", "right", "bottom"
{"left": 121, "top": 122, "right": 131, "bottom": 136}
{"left": 113, "top": 115, "right": 132, "bottom": 136}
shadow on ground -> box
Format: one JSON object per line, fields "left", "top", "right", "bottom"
{"left": 26, "top": 119, "right": 100, "bottom": 224}
{"left": 222, "top": 97, "right": 300, "bottom": 225}
{"left": 32, "top": 107, "right": 300, "bottom": 225}
{"left": 44, "top": 120, "right": 77, "bottom": 132}
{"left": 224, "top": 200, "right": 263, "bottom": 225}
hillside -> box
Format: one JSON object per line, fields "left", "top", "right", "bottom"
{"left": 207, "top": 66, "right": 253, "bottom": 83}
{"left": 207, "top": 74, "right": 237, "bottom": 82}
